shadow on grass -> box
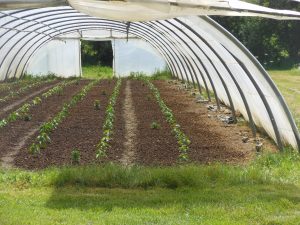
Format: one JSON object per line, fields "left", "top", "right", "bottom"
{"left": 45, "top": 164, "right": 300, "bottom": 213}
{"left": 45, "top": 183, "right": 300, "bottom": 213}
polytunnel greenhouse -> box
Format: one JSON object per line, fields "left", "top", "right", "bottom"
{"left": 0, "top": 0, "right": 300, "bottom": 170}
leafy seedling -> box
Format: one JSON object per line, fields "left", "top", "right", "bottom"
{"left": 32, "top": 97, "right": 42, "bottom": 105}
{"left": 23, "top": 114, "right": 32, "bottom": 121}
{"left": 71, "top": 148, "right": 81, "bottom": 164}
{"left": 94, "top": 100, "right": 101, "bottom": 110}
{"left": 151, "top": 121, "right": 161, "bottom": 130}
{"left": 29, "top": 143, "right": 40, "bottom": 155}
{"left": 96, "top": 149, "right": 107, "bottom": 159}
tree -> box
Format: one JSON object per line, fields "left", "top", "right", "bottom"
{"left": 212, "top": 0, "right": 300, "bottom": 69}
{"left": 81, "top": 40, "right": 113, "bottom": 67}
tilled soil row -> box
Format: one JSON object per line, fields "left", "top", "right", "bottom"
{"left": 130, "top": 80, "right": 179, "bottom": 166}
{"left": 154, "top": 80, "right": 253, "bottom": 164}
{"left": 0, "top": 80, "right": 60, "bottom": 116}
{"left": 15, "top": 80, "right": 116, "bottom": 169}
{"left": 105, "top": 80, "right": 126, "bottom": 163}
{"left": 0, "top": 82, "right": 30, "bottom": 97}
{"left": 0, "top": 80, "right": 89, "bottom": 169}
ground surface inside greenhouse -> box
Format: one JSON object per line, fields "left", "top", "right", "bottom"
{"left": 0, "top": 78, "right": 277, "bottom": 169}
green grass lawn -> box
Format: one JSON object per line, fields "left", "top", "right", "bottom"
{"left": 269, "top": 69, "right": 300, "bottom": 129}
{"left": 82, "top": 66, "right": 113, "bottom": 79}
{"left": 1, "top": 151, "right": 300, "bottom": 224}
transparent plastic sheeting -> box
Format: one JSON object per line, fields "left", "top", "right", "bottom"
{"left": 0, "top": 7, "right": 299, "bottom": 151}
{"left": 25, "top": 32, "right": 166, "bottom": 77}
{"left": 59, "top": 30, "right": 166, "bottom": 76}
{"left": 26, "top": 39, "right": 81, "bottom": 78}
{"left": 114, "top": 39, "right": 166, "bottom": 77}
{"left": 1, "top": 0, "right": 300, "bottom": 21}
{"left": 67, "top": 0, "right": 300, "bottom": 21}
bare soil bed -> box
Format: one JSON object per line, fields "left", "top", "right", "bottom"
{"left": 0, "top": 78, "right": 270, "bottom": 170}
{"left": 0, "top": 81, "right": 29, "bottom": 97}
{"left": 105, "top": 79, "right": 179, "bottom": 166}
{"left": 0, "top": 80, "right": 89, "bottom": 169}
{"left": 0, "top": 80, "right": 59, "bottom": 118}
{"left": 154, "top": 80, "right": 255, "bottom": 163}
{"left": 130, "top": 80, "right": 179, "bottom": 166}
{"left": 15, "top": 80, "right": 116, "bottom": 169}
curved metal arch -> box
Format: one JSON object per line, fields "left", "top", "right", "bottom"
{"left": 155, "top": 20, "right": 238, "bottom": 123}
{"left": 4, "top": 17, "right": 189, "bottom": 82}
{"left": 148, "top": 20, "right": 205, "bottom": 95}
{"left": 14, "top": 22, "right": 186, "bottom": 82}
{"left": 145, "top": 21, "right": 199, "bottom": 90}
{"left": 168, "top": 19, "right": 257, "bottom": 138}
{"left": 174, "top": 18, "right": 283, "bottom": 148}
{"left": 150, "top": 20, "right": 215, "bottom": 103}
{"left": 20, "top": 26, "right": 176, "bottom": 79}
{"left": 146, "top": 21, "right": 220, "bottom": 103}
{"left": 0, "top": 8, "right": 75, "bottom": 35}
{"left": 140, "top": 21, "right": 192, "bottom": 85}
{"left": 202, "top": 16, "right": 300, "bottom": 151}
{"left": 0, "top": 8, "right": 298, "bottom": 150}
{"left": 1, "top": 9, "right": 196, "bottom": 85}
{"left": 0, "top": 11, "right": 88, "bottom": 52}
{"left": 148, "top": 20, "right": 222, "bottom": 108}
{"left": 2, "top": 9, "right": 199, "bottom": 83}
{"left": 0, "top": 12, "right": 184, "bottom": 80}
{"left": 0, "top": 9, "right": 33, "bottom": 19}
{"left": 16, "top": 23, "right": 179, "bottom": 80}
{"left": 19, "top": 25, "right": 184, "bottom": 83}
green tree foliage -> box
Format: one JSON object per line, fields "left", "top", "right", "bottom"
{"left": 213, "top": 0, "right": 300, "bottom": 69}
{"left": 81, "top": 40, "right": 113, "bottom": 67}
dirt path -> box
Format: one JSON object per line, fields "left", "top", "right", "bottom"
{"left": 0, "top": 81, "right": 89, "bottom": 169}
{"left": 0, "top": 82, "right": 58, "bottom": 118}
{"left": 1, "top": 127, "right": 39, "bottom": 169}
{"left": 119, "top": 80, "right": 137, "bottom": 166}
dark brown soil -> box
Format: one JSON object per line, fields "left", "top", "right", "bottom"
{"left": 130, "top": 80, "right": 179, "bottom": 166}
{"left": 105, "top": 80, "right": 126, "bottom": 162}
{"left": 14, "top": 80, "right": 116, "bottom": 169}
{"left": 154, "top": 80, "right": 254, "bottom": 164}
{"left": 0, "top": 80, "right": 59, "bottom": 118}
{"left": 0, "top": 82, "right": 27, "bottom": 97}
{"left": 1, "top": 78, "right": 265, "bottom": 170}
{"left": 2, "top": 80, "right": 89, "bottom": 169}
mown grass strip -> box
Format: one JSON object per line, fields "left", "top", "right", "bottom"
{"left": 96, "top": 79, "right": 122, "bottom": 159}
{"left": 29, "top": 80, "right": 98, "bottom": 154}
{"left": 139, "top": 77, "right": 191, "bottom": 161}
{"left": 1, "top": 149, "right": 300, "bottom": 189}
{"left": 0, "top": 79, "right": 78, "bottom": 129}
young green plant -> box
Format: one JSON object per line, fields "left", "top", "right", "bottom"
{"left": 96, "top": 79, "right": 122, "bottom": 159}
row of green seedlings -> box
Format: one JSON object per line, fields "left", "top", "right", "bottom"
{"left": 0, "top": 78, "right": 55, "bottom": 103}
{"left": 96, "top": 79, "right": 122, "bottom": 159}
{"left": 29, "top": 80, "right": 98, "bottom": 154}
{"left": 0, "top": 80, "right": 78, "bottom": 129}
{"left": 142, "top": 78, "right": 191, "bottom": 162}
{"left": 0, "top": 79, "right": 30, "bottom": 93}
{"left": 0, "top": 77, "right": 39, "bottom": 90}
